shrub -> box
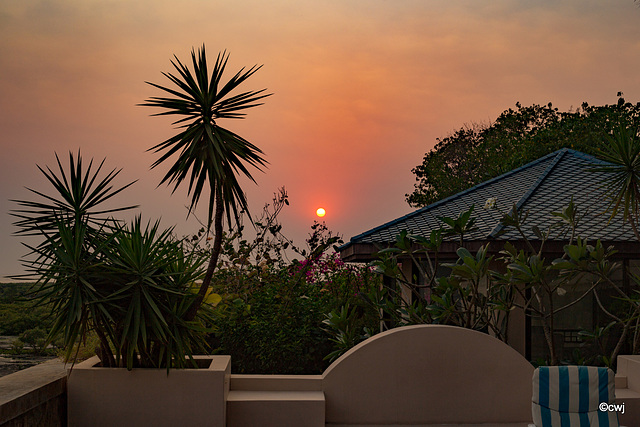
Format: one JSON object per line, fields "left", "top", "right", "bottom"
{"left": 20, "top": 327, "right": 47, "bottom": 354}
{"left": 209, "top": 246, "right": 379, "bottom": 374}
{"left": 0, "top": 302, "right": 52, "bottom": 336}
{"left": 200, "top": 195, "right": 380, "bottom": 374}
{"left": 10, "top": 339, "right": 24, "bottom": 355}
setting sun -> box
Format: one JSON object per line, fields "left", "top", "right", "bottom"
{"left": 316, "top": 207, "right": 326, "bottom": 217}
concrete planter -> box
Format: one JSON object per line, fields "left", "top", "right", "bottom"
{"left": 67, "top": 355, "right": 230, "bottom": 427}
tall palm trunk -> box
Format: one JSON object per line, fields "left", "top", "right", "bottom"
{"left": 144, "top": 46, "right": 269, "bottom": 322}
{"left": 185, "top": 186, "right": 224, "bottom": 321}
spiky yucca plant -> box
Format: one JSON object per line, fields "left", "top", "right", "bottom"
{"left": 12, "top": 152, "right": 211, "bottom": 369}
{"left": 142, "top": 45, "right": 270, "bottom": 320}
{"left": 594, "top": 123, "right": 640, "bottom": 241}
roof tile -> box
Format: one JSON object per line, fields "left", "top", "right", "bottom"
{"left": 344, "top": 149, "right": 636, "bottom": 247}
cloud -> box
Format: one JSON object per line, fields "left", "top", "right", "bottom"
{"left": 2, "top": 0, "right": 640, "bottom": 275}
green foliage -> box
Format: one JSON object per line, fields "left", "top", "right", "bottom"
{"left": 0, "top": 283, "right": 25, "bottom": 303}
{"left": 10, "top": 151, "right": 136, "bottom": 243}
{"left": 198, "top": 196, "right": 380, "bottom": 374}
{"left": 212, "top": 268, "right": 331, "bottom": 374}
{"left": 438, "top": 205, "right": 478, "bottom": 245}
{"left": 142, "top": 45, "right": 269, "bottom": 229}
{"left": 61, "top": 331, "right": 102, "bottom": 363}
{"left": 210, "top": 242, "right": 379, "bottom": 373}
{"left": 142, "top": 44, "right": 270, "bottom": 324}
{"left": 490, "top": 201, "right": 616, "bottom": 365}
{"left": 390, "top": 96, "right": 640, "bottom": 365}
{"left": 577, "top": 322, "right": 618, "bottom": 367}
{"left": 0, "top": 284, "right": 52, "bottom": 336}
{"left": 368, "top": 206, "right": 511, "bottom": 337}
{"left": 553, "top": 239, "right": 640, "bottom": 366}
{"left": 20, "top": 327, "right": 47, "bottom": 354}
{"left": 592, "top": 122, "right": 640, "bottom": 240}
{"left": 370, "top": 209, "right": 513, "bottom": 341}
{"left": 407, "top": 96, "right": 640, "bottom": 207}
{"left": 12, "top": 153, "right": 213, "bottom": 370}
{"left": 322, "top": 304, "right": 375, "bottom": 362}
{"left": 365, "top": 202, "right": 640, "bottom": 366}
{"left": 10, "top": 339, "right": 24, "bottom": 355}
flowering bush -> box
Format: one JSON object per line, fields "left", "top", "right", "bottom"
{"left": 199, "top": 191, "right": 380, "bottom": 374}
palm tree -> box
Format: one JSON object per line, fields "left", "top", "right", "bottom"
{"left": 594, "top": 123, "right": 640, "bottom": 242}
{"left": 141, "top": 45, "right": 270, "bottom": 320}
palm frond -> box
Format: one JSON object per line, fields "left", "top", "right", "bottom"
{"left": 11, "top": 151, "right": 137, "bottom": 237}
{"left": 141, "top": 44, "right": 270, "bottom": 229}
{"left": 593, "top": 123, "right": 640, "bottom": 221}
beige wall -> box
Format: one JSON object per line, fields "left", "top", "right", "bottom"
{"left": 322, "top": 324, "right": 534, "bottom": 425}
{"left": 7, "top": 328, "right": 640, "bottom": 426}
{"left": 227, "top": 325, "right": 534, "bottom": 426}
{"left": 0, "top": 360, "right": 66, "bottom": 427}
{"left": 67, "top": 355, "right": 230, "bottom": 427}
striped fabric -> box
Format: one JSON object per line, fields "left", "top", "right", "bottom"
{"left": 531, "top": 366, "right": 619, "bottom": 427}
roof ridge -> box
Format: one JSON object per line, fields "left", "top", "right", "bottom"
{"left": 563, "top": 148, "right": 609, "bottom": 165}
{"left": 343, "top": 148, "right": 575, "bottom": 247}
{"left": 488, "top": 148, "right": 568, "bottom": 238}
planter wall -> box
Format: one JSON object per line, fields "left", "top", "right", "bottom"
{"left": 67, "top": 355, "right": 230, "bottom": 427}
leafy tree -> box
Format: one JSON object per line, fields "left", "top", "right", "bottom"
{"left": 361, "top": 202, "right": 627, "bottom": 366}
{"left": 407, "top": 96, "right": 640, "bottom": 207}
{"left": 583, "top": 112, "right": 640, "bottom": 364}
{"left": 494, "top": 202, "right": 609, "bottom": 366}
{"left": 142, "top": 45, "right": 270, "bottom": 321}
{"left": 368, "top": 207, "right": 513, "bottom": 343}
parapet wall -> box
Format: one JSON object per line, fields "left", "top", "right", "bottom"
{"left": 0, "top": 360, "right": 67, "bottom": 427}
{"left": 322, "top": 324, "right": 534, "bottom": 425}
{"left": 10, "top": 326, "right": 640, "bottom": 426}
{"left": 228, "top": 325, "right": 536, "bottom": 426}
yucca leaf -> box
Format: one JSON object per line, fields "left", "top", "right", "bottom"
{"left": 143, "top": 44, "right": 269, "bottom": 229}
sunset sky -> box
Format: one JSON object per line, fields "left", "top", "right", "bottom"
{"left": 1, "top": 0, "right": 640, "bottom": 277}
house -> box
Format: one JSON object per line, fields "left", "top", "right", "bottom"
{"left": 338, "top": 148, "right": 640, "bottom": 361}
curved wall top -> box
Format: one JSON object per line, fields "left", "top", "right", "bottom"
{"left": 322, "top": 324, "right": 534, "bottom": 425}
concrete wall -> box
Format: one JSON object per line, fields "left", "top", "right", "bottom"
{"left": 228, "top": 325, "right": 535, "bottom": 426}
{"left": 322, "top": 325, "right": 534, "bottom": 426}
{"left": 8, "top": 328, "right": 640, "bottom": 427}
{"left": 0, "top": 360, "right": 67, "bottom": 427}
{"left": 67, "top": 355, "right": 230, "bottom": 427}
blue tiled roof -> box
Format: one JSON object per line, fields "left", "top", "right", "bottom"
{"left": 344, "top": 149, "right": 636, "bottom": 247}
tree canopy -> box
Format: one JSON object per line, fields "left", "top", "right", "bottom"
{"left": 406, "top": 95, "right": 640, "bottom": 208}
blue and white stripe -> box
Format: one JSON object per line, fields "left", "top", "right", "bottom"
{"left": 531, "top": 366, "right": 619, "bottom": 427}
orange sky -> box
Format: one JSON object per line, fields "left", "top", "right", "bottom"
{"left": 1, "top": 0, "right": 640, "bottom": 276}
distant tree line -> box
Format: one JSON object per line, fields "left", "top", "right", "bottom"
{"left": 0, "top": 283, "right": 51, "bottom": 336}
